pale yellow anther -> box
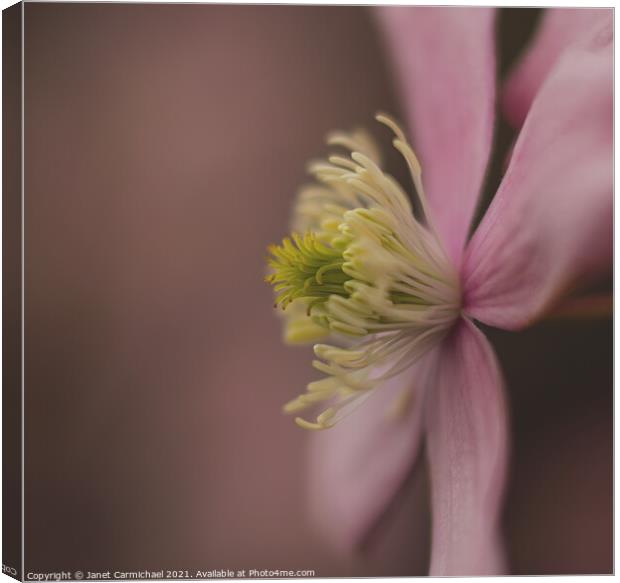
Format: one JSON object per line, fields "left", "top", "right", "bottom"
{"left": 283, "top": 398, "right": 308, "bottom": 414}
{"left": 375, "top": 112, "right": 406, "bottom": 142}
{"left": 329, "top": 321, "right": 368, "bottom": 336}
{"left": 294, "top": 417, "right": 328, "bottom": 431}
{"left": 393, "top": 139, "right": 422, "bottom": 179}
{"left": 299, "top": 392, "right": 332, "bottom": 405}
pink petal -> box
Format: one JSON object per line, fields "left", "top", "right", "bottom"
{"left": 376, "top": 7, "right": 496, "bottom": 264}
{"left": 463, "top": 23, "right": 612, "bottom": 330}
{"left": 306, "top": 357, "right": 433, "bottom": 552}
{"left": 425, "top": 318, "right": 508, "bottom": 575}
{"left": 504, "top": 8, "right": 612, "bottom": 127}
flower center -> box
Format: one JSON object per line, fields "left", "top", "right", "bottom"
{"left": 266, "top": 114, "right": 461, "bottom": 429}
{"left": 267, "top": 232, "right": 348, "bottom": 312}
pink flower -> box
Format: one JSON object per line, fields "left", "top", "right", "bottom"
{"left": 267, "top": 7, "right": 612, "bottom": 575}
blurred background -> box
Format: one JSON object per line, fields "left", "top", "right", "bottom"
{"left": 23, "top": 4, "right": 611, "bottom": 576}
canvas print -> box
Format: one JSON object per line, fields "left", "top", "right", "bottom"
{"left": 2, "top": 2, "right": 613, "bottom": 579}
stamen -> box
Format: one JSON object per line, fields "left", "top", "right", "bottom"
{"left": 267, "top": 114, "right": 461, "bottom": 429}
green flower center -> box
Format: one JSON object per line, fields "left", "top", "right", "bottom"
{"left": 266, "top": 232, "right": 349, "bottom": 311}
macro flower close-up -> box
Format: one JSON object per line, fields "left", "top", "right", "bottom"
{"left": 15, "top": 3, "right": 612, "bottom": 578}
{"left": 266, "top": 7, "right": 612, "bottom": 576}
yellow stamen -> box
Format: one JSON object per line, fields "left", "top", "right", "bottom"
{"left": 267, "top": 114, "right": 461, "bottom": 429}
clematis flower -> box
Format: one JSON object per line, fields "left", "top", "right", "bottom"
{"left": 265, "top": 7, "right": 612, "bottom": 575}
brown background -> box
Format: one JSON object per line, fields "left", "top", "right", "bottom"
{"left": 22, "top": 4, "right": 611, "bottom": 576}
